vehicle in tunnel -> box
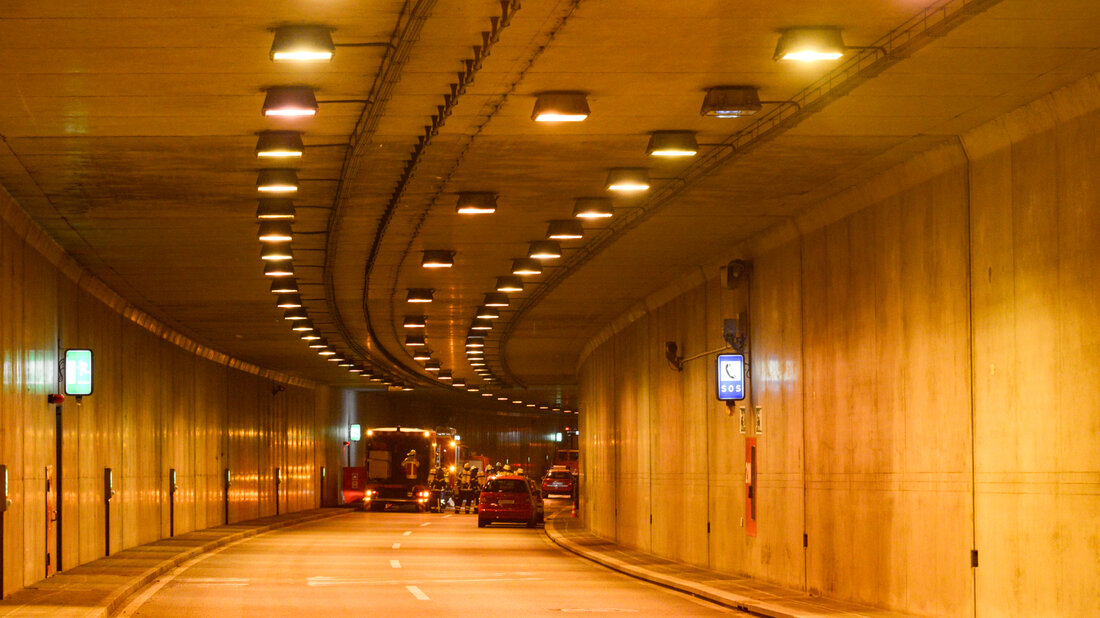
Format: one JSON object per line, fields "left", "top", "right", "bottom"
{"left": 357, "top": 427, "right": 436, "bottom": 512}
{"left": 478, "top": 474, "right": 544, "bottom": 528}
{"left": 553, "top": 449, "right": 579, "bottom": 475}
{"left": 541, "top": 466, "right": 575, "bottom": 498}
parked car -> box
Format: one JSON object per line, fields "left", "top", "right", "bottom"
{"left": 541, "top": 467, "right": 575, "bottom": 497}
{"left": 478, "top": 474, "right": 544, "bottom": 528}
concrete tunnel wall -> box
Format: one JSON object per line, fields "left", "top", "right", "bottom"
{"left": 578, "top": 73, "right": 1100, "bottom": 616}
{"left": 0, "top": 189, "right": 349, "bottom": 597}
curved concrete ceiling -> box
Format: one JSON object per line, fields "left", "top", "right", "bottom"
{"left": 3, "top": 0, "right": 1100, "bottom": 411}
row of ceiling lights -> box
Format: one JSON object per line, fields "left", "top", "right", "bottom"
{"left": 402, "top": 26, "right": 855, "bottom": 390}
{"left": 251, "top": 25, "right": 574, "bottom": 413}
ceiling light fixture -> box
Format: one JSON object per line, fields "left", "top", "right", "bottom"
{"left": 338, "top": 361, "right": 353, "bottom": 367}
{"left": 406, "top": 288, "right": 434, "bottom": 303}
{"left": 300, "top": 332, "right": 321, "bottom": 341}
{"left": 470, "top": 319, "right": 493, "bottom": 331}
{"left": 275, "top": 294, "right": 302, "bottom": 308}
{"left": 270, "top": 25, "right": 335, "bottom": 62}
{"left": 308, "top": 338, "right": 328, "bottom": 349}
{"left": 773, "top": 27, "right": 846, "bottom": 61}
{"left": 606, "top": 168, "right": 650, "bottom": 192}
{"left": 412, "top": 348, "right": 432, "bottom": 361}
{"left": 318, "top": 349, "right": 336, "bottom": 356}
{"left": 405, "top": 334, "right": 426, "bottom": 347}
{"left": 476, "top": 306, "right": 500, "bottom": 319}
{"left": 467, "top": 386, "right": 480, "bottom": 393}
{"left": 511, "top": 258, "right": 542, "bottom": 276}
{"left": 262, "top": 86, "right": 319, "bottom": 117}
{"left": 291, "top": 319, "right": 315, "bottom": 332}
{"left": 421, "top": 250, "right": 454, "bottom": 268}
{"left": 403, "top": 315, "right": 427, "bottom": 328}
{"left": 283, "top": 308, "right": 308, "bottom": 320}
{"left": 528, "top": 240, "right": 562, "bottom": 260}
{"left": 270, "top": 279, "right": 299, "bottom": 294}
{"left": 255, "top": 131, "right": 305, "bottom": 158}
{"left": 546, "top": 220, "right": 584, "bottom": 240}
{"left": 425, "top": 360, "right": 441, "bottom": 372}
{"left": 496, "top": 276, "right": 524, "bottom": 293}
{"left": 483, "top": 293, "right": 509, "bottom": 307}
{"left": 256, "top": 198, "right": 296, "bottom": 220}
{"left": 532, "top": 92, "right": 590, "bottom": 122}
{"left": 700, "top": 86, "right": 763, "bottom": 118}
{"left": 263, "top": 262, "right": 294, "bottom": 277}
{"left": 349, "top": 367, "right": 364, "bottom": 373}
{"left": 438, "top": 370, "right": 452, "bottom": 381}
{"left": 452, "top": 379, "right": 466, "bottom": 388}
{"left": 572, "top": 197, "right": 614, "bottom": 219}
{"left": 465, "top": 337, "right": 485, "bottom": 348}
{"left": 646, "top": 131, "right": 699, "bottom": 156}
{"left": 497, "top": 396, "right": 508, "bottom": 401}
{"left": 456, "top": 192, "right": 498, "bottom": 214}
{"left": 258, "top": 220, "right": 294, "bottom": 242}
{"left": 257, "top": 169, "right": 299, "bottom": 193}
{"left": 260, "top": 242, "right": 294, "bottom": 261}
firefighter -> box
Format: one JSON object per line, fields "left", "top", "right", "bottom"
{"left": 468, "top": 466, "right": 482, "bottom": 514}
{"left": 402, "top": 450, "right": 420, "bottom": 480}
{"left": 427, "top": 463, "right": 448, "bottom": 512}
{"left": 484, "top": 462, "right": 495, "bottom": 477}
{"left": 456, "top": 463, "right": 473, "bottom": 513}
{"left": 502, "top": 463, "right": 512, "bottom": 473}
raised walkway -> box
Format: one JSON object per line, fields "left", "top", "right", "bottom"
{"left": 544, "top": 508, "right": 918, "bottom": 618}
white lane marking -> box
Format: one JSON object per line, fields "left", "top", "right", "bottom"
{"left": 406, "top": 585, "right": 430, "bottom": 601}
{"left": 390, "top": 559, "right": 402, "bottom": 569}
{"left": 442, "top": 514, "right": 452, "bottom": 519}
{"left": 402, "top": 530, "right": 412, "bottom": 536}
{"left": 392, "top": 542, "right": 401, "bottom": 549}
{"left": 179, "top": 577, "right": 250, "bottom": 587}
{"left": 419, "top": 522, "right": 431, "bottom": 527}
{"left": 307, "top": 576, "right": 542, "bottom": 587}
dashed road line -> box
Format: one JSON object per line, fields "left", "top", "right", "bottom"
{"left": 392, "top": 542, "right": 401, "bottom": 549}
{"left": 419, "top": 522, "right": 431, "bottom": 527}
{"left": 390, "top": 559, "right": 402, "bottom": 569}
{"left": 406, "top": 585, "right": 430, "bottom": 601}
{"left": 442, "top": 514, "right": 452, "bottom": 519}
{"left": 402, "top": 530, "right": 412, "bottom": 536}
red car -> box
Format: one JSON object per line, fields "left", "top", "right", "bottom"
{"left": 541, "top": 469, "right": 575, "bottom": 497}
{"left": 478, "top": 475, "right": 544, "bottom": 528}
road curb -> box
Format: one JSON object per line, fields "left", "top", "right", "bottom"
{"left": 542, "top": 512, "right": 798, "bottom": 618}
{"left": 95, "top": 509, "right": 349, "bottom": 617}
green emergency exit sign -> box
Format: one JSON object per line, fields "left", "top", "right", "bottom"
{"left": 65, "top": 349, "right": 94, "bottom": 396}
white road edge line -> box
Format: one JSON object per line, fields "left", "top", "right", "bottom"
{"left": 390, "top": 559, "right": 402, "bottom": 569}
{"left": 442, "top": 514, "right": 452, "bottom": 519}
{"left": 392, "top": 542, "right": 401, "bottom": 549}
{"left": 406, "top": 585, "right": 430, "bottom": 601}
{"left": 419, "top": 522, "right": 431, "bottom": 527}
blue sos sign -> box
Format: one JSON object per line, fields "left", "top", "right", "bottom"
{"left": 716, "top": 354, "right": 745, "bottom": 401}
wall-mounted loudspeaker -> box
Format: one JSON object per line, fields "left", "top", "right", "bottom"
{"left": 725, "top": 259, "right": 752, "bottom": 289}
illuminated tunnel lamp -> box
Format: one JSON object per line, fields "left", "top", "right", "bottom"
{"left": 256, "top": 198, "right": 296, "bottom": 220}
{"left": 452, "top": 379, "right": 466, "bottom": 388}
{"left": 476, "top": 306, "right": 500, "bottom": 319}
{"left": 299, "top": 331, "right": 321, "bottom": 341}
{"left": 405, "top": 334, "right": 427, "bottom": 347}
{"left": 546, "top": 220, "right": 583, "bottom": 240}
{"left": 338, "top": 361, "right": 353, "bottom": 367}
{"left": 260, "top": 242, "right": 294, "bottom": 261}
{"left": 422, "top": 250, "right": 454, "bottom": 268}
{"left": 258, "top": 220, "right": 294, "bottom": 242}
{"left": 646, "top": 130, "right": 699, "bottom": 156}
{"left": 497, "top": 396, "right": 508, "bottom": 401}
{"left": 270, "top": 26, "right": 335, "bottom": 62}
{"left": 270, "top": 279, "right": 299, "bottom": 294}
{"left": 403, "top": 315, "right": 427, "bottom": 328}
{"left": 465, "top": 337, "right": 485, "bottom": 348}
{"left": 401, "top": 385, "right": 414, "bottom": 392}
{"left": 481, "top": 392, "right": 493, "bottom": 397}
{"left": 291, "top": 319, "right": 315, "bottom": 332}
{"left": 262, "top": 86, "right": 319, "bottom": 117}
{"left": 496, "top": 276, "right": 524, "bottom": 293}
{"left": 511, "top": 258, "right": 542, "bottom": 276}
{"left": 539, "top": 405, "right": 549, "bottom": 410}
{"left": 275, "top": 294, "right": 302, "bottom": 308}
{"left": 456, "top": 192, "right": 498, "bottom": 214}
{"left": 773, "top": 27, "right": 846, "bottom": 61}
{"left": 318, "top": 349, "right": 337, "bottom": 356}
{"left": 438, "top": 370, "right": 452, "bottom": 381}
{"left": 263, "top": 261, "right": 294, "bottom": 277}
{"left": 467, "top": 386, "right": 480, "bottom": 393}
{"left": 528, "top": 240, "right": 562, "bottom": 260}
{"left": 412, "top": 348, "right": 432, "bottom": 361}
{"left": 531, "top": 92, "right": 589, "bottom": 122}
{"left": 406, "top": 288, "right": 434, "bottom": 303}
{"left": 327, "top": 355, "right": 346, "bottom": 362}
{"left": 349, "top": 367, "right": 364, "bottom": 373}
{"left": 283, "top": 308, "right": 308, "bottom": 321}
{"left": 573, "top": 197, "right": 614, "bottom": 219}
{"left": 425, "top": 360, "right": 441, "bottom": 372}
{"left": 606, "top": 168, "right": 650, "bottom": 193}
{"left": 257, "top": 169, "right": 299, "bottom": 193}
{"left": 700, "top": 86, "right": 762, "bottom": 118}
{"left": 308, "top": 338, "right": 328, "bottom": 349}
{"left": 256, "top": 131, "right": 304, "bottom": 158}
{"left": 470, "top": 319, "right": 493, "bottom": 331}
{"left": 483, "top": 293, "right": 509, "bottom": 307}
{"left": 512, "top": 400, "right": 523, "bottom": 404}
{"left": 526, "top": 403, "right": 536, "bottom": 408}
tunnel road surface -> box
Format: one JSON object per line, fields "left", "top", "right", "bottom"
{"left": 119, "top": 502, "right": 742, "bottom": 616}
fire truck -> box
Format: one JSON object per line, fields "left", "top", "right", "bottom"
{"left": 344, "top": 427, "right": 436, "bottom": 512}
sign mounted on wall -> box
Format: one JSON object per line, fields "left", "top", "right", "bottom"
{"left": 64, "top": 349, "right": 94, "bottom": 396}
{"left": 349, "top": 424, "right": 362, "bottom": 441}
{"left": 716, "top": 354, "right": 745, "bottom": 401}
